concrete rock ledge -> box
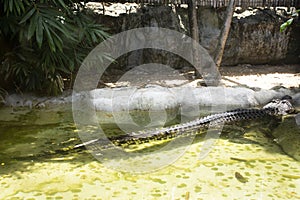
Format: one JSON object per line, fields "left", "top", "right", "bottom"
{"left": 3, "top": 85, "right": 298, "bottom": 111}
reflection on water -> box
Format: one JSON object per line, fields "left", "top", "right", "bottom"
{"left": 0, "top": 106, "right": 299, "bottom": 199}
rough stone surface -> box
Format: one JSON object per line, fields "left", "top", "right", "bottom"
{"left": 94, "top": 5, "right": 296, "bottom": 67}
{"left": 272, "top": 116, "right": 300, "bottom": 161}
{"left": 254, "top": 88, "right": 294, "bottom": 105}
{"left": 223, "top": 9, "right": 290, "bottom": 65}
{"left": 3, "top": 86, "right": 296, "bottom": 111}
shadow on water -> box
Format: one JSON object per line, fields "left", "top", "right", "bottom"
{"left": 0, "top": 120, "right": 88, "bottom": 174}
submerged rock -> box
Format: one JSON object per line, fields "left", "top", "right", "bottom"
{"left": 271, "top": 116, "right": 300, "bottom": 161}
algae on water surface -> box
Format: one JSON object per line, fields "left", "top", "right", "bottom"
{"left": 0, "top": 107, "right": 299, "bottom": 199}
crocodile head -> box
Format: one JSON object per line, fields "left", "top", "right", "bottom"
{"left": 263, "top": 96, "right": 295, "bottom": 115}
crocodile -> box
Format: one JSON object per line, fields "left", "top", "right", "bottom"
{"left": 75, "top": 96, "right": 295, "bottom": 150}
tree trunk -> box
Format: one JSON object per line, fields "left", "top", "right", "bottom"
{"left": 187, "top": 0, "right": 201, "bottom": 78}
{"left": 187, "top": 0, "right": 199, "bottom": 43}
{"left": 214, "top": 0, "right": 235, "bottom": 68}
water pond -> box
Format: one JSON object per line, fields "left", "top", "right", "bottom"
{"left": 0, "top": 105, "right": 299, "bottom": 199}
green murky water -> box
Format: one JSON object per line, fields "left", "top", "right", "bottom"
{"left": 0, "top": 105, "right": 300, "bottom": 199}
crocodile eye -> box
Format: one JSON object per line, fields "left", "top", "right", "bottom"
{"left": 282, "top": 100, "right": 291, "bottom": 106}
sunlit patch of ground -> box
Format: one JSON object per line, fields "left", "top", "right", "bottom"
{"left": 220, "top": 65, "right": 300, "bottom": 89}
{"left": 222, "top": 73, "right": 300, "bottom": 89}
{"left": 101, "top": 65, "right": 300, "bottom": 90}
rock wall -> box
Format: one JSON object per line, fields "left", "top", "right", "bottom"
{"left": 286, "top": 21, "right": 300, "bottom": 64}
{"left": 223, "top": 10, "right": 291, "bottom": 65}
{"left": 96, "top": 5, "right": 297, "bottom": 67}
{"left": 98, "top": 6, "right": 190, "bottom": 70}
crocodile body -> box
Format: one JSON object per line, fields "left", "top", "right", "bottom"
{"left": 75, "top": 98, "right": 294, "bottom": 150}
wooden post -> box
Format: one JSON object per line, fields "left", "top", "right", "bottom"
{"left": 214, "top": 0, "right": 235, "bottom": 68}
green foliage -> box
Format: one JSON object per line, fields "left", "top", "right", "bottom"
{"left": 280, "top": 18, "right": 294, "bottom": 32}
{"left": 0, "top": 0, "right": 110, "bottom": 95}
{"left": 280, "top": 9, "right": 299, "bottom": 32}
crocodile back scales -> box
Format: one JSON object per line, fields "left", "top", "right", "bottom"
{"left": 76, "top": 108, "right": 275, "bottom": 150}
{"left": 75, "top": 98, "right": 294, "bottom": 150}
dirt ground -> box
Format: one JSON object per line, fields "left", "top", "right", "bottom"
{"left": 220, "top": 64, "right": 300, "bottom": 89}
{"left": 179, "top": 64, "right": 300, "bottom": 89}
{"left": 100, "top": 64, "right": 300, "bottom": 90}
{"left": 220, "top": 64, "right": 300, "bottom": 76}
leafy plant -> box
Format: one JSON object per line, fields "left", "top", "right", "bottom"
{"left": 280, "top": 9, "right": 299, "bottom": 32}
{"left": 0, "top": 0, "right": 110, "bottom": 95}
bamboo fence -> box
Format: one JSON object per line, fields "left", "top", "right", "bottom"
{"left": 98, "top": 0, "right": 300, "bottom": 8}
